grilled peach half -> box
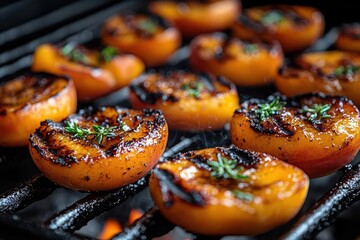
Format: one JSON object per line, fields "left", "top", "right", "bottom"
{"left": 230, "top": 93, "right": 360, "bottom": 178}
{"left": 32, "top": 43, "right": 144, "bottom": 101}
{"left": 335, "top": 24, "right": 360, "bottom": 53}
{"left": 101, "top": 13, "right": 181, "bottom": 67}
{"left": 233, "top": 5, "right": 324, "bottom": 52}
{"left": 275, "top": 51, "right": 360, "bottom": 106}
{"left": 0, "top": 74, "right": 76, "bottom": 147}
{"left": 29, "top": 107, "right": 168, "bottom": 191}
{"left": 129, "top": 71, "right": 239, "bottom": 131}
{"left": 149, "top": 0, "right": 241, "bottom": 37}
{"left": 190, "top": 33, "right": 283, "bottom": 86}
{"left": 149, "top": 146, "right": 309, "bottom": 235}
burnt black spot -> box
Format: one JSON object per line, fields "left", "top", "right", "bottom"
{"left": 82, "top": 176, "right": 90, "bottom": 181}
{"left": 51, "top": 155, "right": 78, "bottom": 166}
{"left": 154, "top": 169, "right": 206, "bottom": 207}
{"left": 130, "top": 70, "right": 235, "bottom": 105}
{"left": 105, "top": 144, "right": 120, "bottom": 157}
{"left": 188, "top": 155, "right": 213, "bottom": 172}
{"left": 244, "top": 95, "right": 294, "bottom": 136}
{"left": 340, "top": 23, "right": 360, "bottom": 39}
{"left": 218, "top": 146, "right": 260, "bottom": 167}
{"left": 217, "top": 75, "right": 233, "bottom": 89}
{"left": 238, "top": 14, "right": 264, "bottom": 33}
{"left": 0, "top": 109, "right": 6, "bottom": 115}
{"left": 242, "top": 93, "right": 351, "bottom": 135}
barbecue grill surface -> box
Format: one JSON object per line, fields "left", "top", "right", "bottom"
{"left": 0, "top": 1, "right": 359, "bottom": 239}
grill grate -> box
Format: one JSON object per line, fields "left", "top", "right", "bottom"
{"left": 0, "top": 0, "right": 360, "bottom": 239}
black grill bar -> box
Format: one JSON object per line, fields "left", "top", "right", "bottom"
{"left": 0, "top": 0, "right": 144, "bottom": 78}
{"left": 0, "top": 0, "right": 112, "bottom": 49}
{"left": 0, "top": 214, "right": 90, "bottom": 240}
{"left": 280, "top": 163, "right": 360, "bottom": 240}
{"left": 112, "top": 207, "right": 175, "bottom": 240}
{"left": 160, "top": 135, "right": 200, "bottom": 161}
{"left": 45, "top": 136, "right": 198, "bottom": 232}
{"left": 0, "top": 1, "right": 360, "bottom": 239}
{"left": 45, "top": 177, "right": 147, "bottom": 232}
{"left": 0, "top": 175, "right": 56, "bottom": 214}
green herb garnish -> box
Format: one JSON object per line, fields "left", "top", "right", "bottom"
{"left": 64, "top": 121, "right": 130, "bottom": 144}
{"left": 261, "top": 10, "right": 286, "bottom": 25}
{"left": 137, "top": 19, "right": 157, "bottom": 35}
{"left": 92, "top": 125, "right": 117, "bottom": 144}
{"left": 300, "top": 104, "right": 331, "bottom": 121}
{"left": 64, "top": 121, "right": 91, "bottom": 139}
{"left": 60, "top": 43, "right": 87, "bottom": 64}
{"left": 231, "top": 190, "right": 254, "bottom": 201}
{"left": 121, "top": 122, "right": 131, "bottom": 131}
{"left": 99, "top": 46, "right": 118, "bottom": 63}
{"left": 255, "top": 97, "right": 285, "bottom": 121}
{"left": 207, "top": 153, "right": 248, "bottom": 180}
{"left": 243, "top": 43, "right": 258, "bottom": 54}
{"left": 181, "top": 82, "right": 204, "bottom": 98}
{"left": 332, "top": 65, "right": 360, "bottom": 77}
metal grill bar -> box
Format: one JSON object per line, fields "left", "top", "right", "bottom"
{"left": 112, "top": 207, "right": 175, "bottom": 240}
{"left": 0, "top": 0, "right": 112, "bottom": 48}
{"left": 280, "top": 163, "right": 360, "bottom": 240}
{"left": 0, "top": 214, "right": 89, "bottom": 240}
{"left": 0, "top": 1, "right": 359, "bottom": 239}
{"left": 0, "top": 0, "right": 144, "bottom": 78}
{"left": 45, "top": 136, "right": 198, "bottom": 232}
{"left": 45, "top": 177, "right": 147, "bottom": 232}
{"left": 0, "top": 175, "right": 56, "bottom": 214}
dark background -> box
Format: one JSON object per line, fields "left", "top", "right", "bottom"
{"left": 0, "top": 0, "right": 359, "bottom": 32}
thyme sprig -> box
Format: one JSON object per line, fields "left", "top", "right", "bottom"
{"left": 60, "top": 43, "right": 87, "bottom": 64}
{"left": 99, "top": 46, "right": 118, "bottom": 63}
{"left": 332, "top": 65, "right": 360, "bottom": 77}
{"left": 231, "top": 190, "right": 254, "bottom": 201}
{"left": 181, "top": 82, "right": 204, "bottom": 98}
{"left": 137, "top": 19, "right": 157, "bottom": 35}
{"left": 207, "top": 153, "right": 249, "bottom": 180}
{"left": 261, "top": 10, "right": 286, "bottom": 25}
{"left": 254, "top": 97, "right": 285, "bottom": 121}
{"left": 92, "top": 125, "right": 117, "bottom": 144}
{"left": 300, "top": 104, "right": 331, "bottom": 121}
{"left": 64, "top": 121, "right": 130, "bottom": 144}
{"left": 243, "top": 43, "right": 258, "bottom": 54}
{"left": 64, "top": 121, "right": 91, "bottom": 139}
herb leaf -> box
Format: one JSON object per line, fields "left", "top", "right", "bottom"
{"left": 261, "top": 10, "right": 285, "bottom": 25}
{"left": 243, "top": 43, "right": 258, "bottom": 54}
{"left": 60, "top": 43, "right": 87, "bottom": 64}
{"left": 207, "top": 153, "right": 248, "bottom": 180}
{"left": 255, "top": 97, "right": 285, "bottom": 121}
{"left": 232, "top": 190, "right": 254, "bottom": 201}
{"left": 332, "top": 65, "right": 360, "bottom": 77}
{"left": 121, "top": 122, "right": 131, "bottom": 131}
{"left": 64, "top": 121, "right": 128, "bottom": 144}
{"left": 137, "top": 19, "right": 157, "bottom": 35}
{"left": 64, "top": 121, "right": 91, "bottom": 139}
{"left": 300, "top": 104, "right": 331, "bottom": 121}
{"left": 99, "top": 46, "right": 118, "bottom": 63}
{"left": 181, "top": 82, "right": 204, "bottom": 98}
{"left": 92, "top": 125, "right": 117, "bottom": 144}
